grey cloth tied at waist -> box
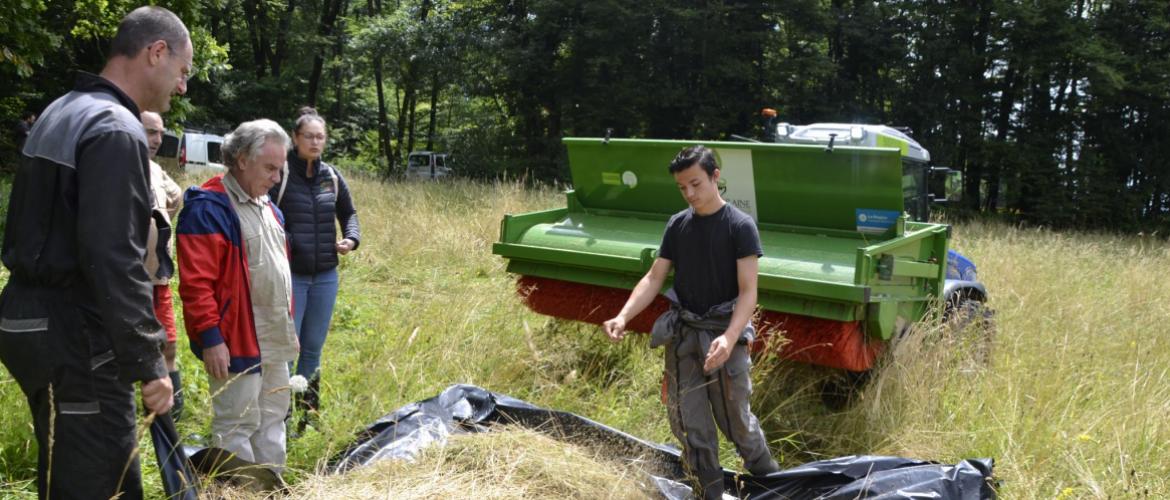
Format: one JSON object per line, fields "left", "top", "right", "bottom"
{"left": 649, "top": 288, "right": 755, "bottom": 349}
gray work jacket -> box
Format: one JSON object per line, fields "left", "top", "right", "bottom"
{"left": 649, "top": 288, "right": 755, "bottom": 349}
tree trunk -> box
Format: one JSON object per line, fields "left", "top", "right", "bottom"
{"left": 375, "top": 63, "right": 391, "bottom": 175}
{"left": 426, "top": 69, "right": 439, "bottom": 151}
{"left": 406, "top": 90, "right": 417, "bottom": 154}
{"left": 209, "top": 0, "right": 226, "bottom": 40}
{"left": 331, "top": 5, "right": 348, "bottom": 119}
{"left": 368, "top": 0, "right": 391, "bottom": 173}
{"left": 257, "top": 0, "right": 276, "bottom": 76}
{"left": 222, "top": 0, "right": 236, "bottom": 50}
{"left": 959, "top": 0, "right": 993, "bottom": 211}
{"left": 1016, "top": 72, "right": 1055, "bottom": 217}
{"left": 272, "top": 0, "right": 296, "bottom": 77}
{"left": 242, "top": 0, "right": 268, "bottom": 78}
{"left": 400, "top": 0, "right": 431, "bottom": 155}
{"left": 307, "top": 62, "right": 323, "bottom": 107}
{"left": 393, "top": 86, "right": 405, "bottom": 166}
{"left": 307, "top": 0, "right": 346, "bottom": 107}
{"left": 986, "top": 62, "right": 1018, "bottom": 212}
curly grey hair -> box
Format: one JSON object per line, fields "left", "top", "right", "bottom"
{"left": 222, "top": 119, "right": 290, "bottom": 170}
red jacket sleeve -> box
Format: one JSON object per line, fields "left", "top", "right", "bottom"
{"left": 176, "top": 203, "right": 230, "bottom": 349}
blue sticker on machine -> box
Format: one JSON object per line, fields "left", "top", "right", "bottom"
{"left": 856, "top": 209, "right": 900, "bottom": 234}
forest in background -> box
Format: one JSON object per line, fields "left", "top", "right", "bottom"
{"left": 0, "top": 0, "right": 1167, "bottom": 231}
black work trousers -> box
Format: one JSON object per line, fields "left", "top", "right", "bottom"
{"left": 0, "top": 285, "right": 143, "bottom": 500}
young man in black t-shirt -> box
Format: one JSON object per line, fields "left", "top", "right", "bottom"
{"left": 604, "top": 145, "right": 779, "bottom": 499}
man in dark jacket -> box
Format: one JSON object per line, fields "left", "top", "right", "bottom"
{"left": 0, "top": 6, "right": 192, "bottom": 499}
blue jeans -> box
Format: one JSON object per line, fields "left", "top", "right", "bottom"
{"left": 291, "top": 268, "right": 339, "bottom": 378}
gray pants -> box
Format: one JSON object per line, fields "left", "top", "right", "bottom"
{"left": 665, "top": 330, "right": 779, "bottom": 500}
{"left": 208, "top": 362, "right": 290, "bottom": 472}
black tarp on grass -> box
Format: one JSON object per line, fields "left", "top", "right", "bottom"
{"left": 331, "top": 384, "right": 996, "bottom": 499}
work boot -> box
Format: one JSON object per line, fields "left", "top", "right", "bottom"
{"left": 306, "top": 374, "right": 321, "bottom": 411}
{"left": 696, "top": 468, "right": 725, "bottom": 500}
{"left": 296, "top": 374, "right": 321, "bottom": 434}
{"left": 291, "top": 375, "right": 320, "bottom": 412}
{"left": 169, "top": 370, "right": 184, "bottom": 422}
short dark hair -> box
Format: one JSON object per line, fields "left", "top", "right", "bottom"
{"left": 294, "top": 106, "right": 327, "bottom": 134}
{"left": 669, "top": 145, "right": 719, "bottom": 177}
{"left": 109, "top": 6, "right": 189, "bottom": 59}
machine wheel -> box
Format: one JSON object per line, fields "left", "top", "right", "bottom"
{"left": 819, "top": 370, "right": 871, "bottom": 411}
{"left": 941, "top": 298, "right": 995, "bottom": 369}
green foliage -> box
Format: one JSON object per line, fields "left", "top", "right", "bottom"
{"left": 190, "top": 26, "right": 231, "bottom": 80}
{"left": 70, "top": 0, "right": 134, "bottom": 43}
{"left": 164, "top": 26, "right": 231, "bottom": 126}
{"left": 1, "top": 0, "right": 1168, "bottom": 227}
{"left": 444, "top": 113, "right": 522, "bottom": 179}
{"left": 0, "top": 0, "right": 60, "bottom": 77}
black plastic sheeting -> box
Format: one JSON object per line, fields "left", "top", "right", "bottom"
{"left": 331, "top": 385, "right": 996, "bottom": 499}
{"left": 150, "top": 413, "right": 199, "bottom": 499}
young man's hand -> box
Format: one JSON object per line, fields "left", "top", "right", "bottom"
{"left": 604, "top": 258, "right": 671, "bottom": 345}
{"left": 603, "top": 316, "right": 627, "bottom": 342}
{"left": 703, "top": 333, "right": 735, "bottom": 373}
{"left": 204, "top": 343, "right": 230, "bottom": 380}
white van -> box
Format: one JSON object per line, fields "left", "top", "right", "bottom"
{"left": 405, "top": 151, "right": 452, "bottom": 180}
{"left": 156, "top": 130, "right": 225, "bottom": 174}
{"left": 155, "top": 131, "right": 181, "bottom": 172}
{"left": 180, "top": 131, "right": 226, "bottom": 173}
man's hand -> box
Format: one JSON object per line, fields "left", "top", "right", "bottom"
{"left": 141, "top": 377, "right": 174, "bottom": 415}
{"left": 204, "top": 343, "right": 230, "bottom": 380}
{"left": 603, "top": 316, "right": 628, "bottom": 343}
{"left": 703, "top": 334, "right": 735, "bottom": 373}
{"left": 336, "top": 238, "right": 355, "bottom": 255}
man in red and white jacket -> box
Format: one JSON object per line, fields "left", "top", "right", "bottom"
{"left": 177, "top": 118, "right": 298, "bottom": 475}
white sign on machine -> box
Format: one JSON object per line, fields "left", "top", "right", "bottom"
{"left": 714, "top": 148, "right": 759, "bottom": 222}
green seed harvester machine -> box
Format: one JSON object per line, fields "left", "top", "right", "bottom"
{"left": 493, "top": 121, "right": 988, "bottom": 372}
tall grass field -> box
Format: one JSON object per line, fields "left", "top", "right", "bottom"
{"left": 0, "top": 174, "right": 1167, "bottom": 498}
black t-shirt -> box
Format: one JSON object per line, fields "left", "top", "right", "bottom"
{"left": 658, "top": 203, "right": 763, "bottom": 315}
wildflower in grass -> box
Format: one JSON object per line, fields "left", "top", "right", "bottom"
{"left": 290, "top": 375, "right": 309, "bottom": 393}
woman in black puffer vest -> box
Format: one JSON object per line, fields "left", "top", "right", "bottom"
{"left": 269, "top": 107, "right": 361, "bottom": 428}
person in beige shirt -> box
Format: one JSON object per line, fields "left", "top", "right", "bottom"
{"left": 142, "top": 110, "right": 185, "bottom": 419}
{"left": 177, "top": 118, "right": 298, "bottom": 475}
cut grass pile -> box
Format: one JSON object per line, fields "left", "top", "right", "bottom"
{"left": 289, "top": 427, "right": 658, "bottom": 500}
